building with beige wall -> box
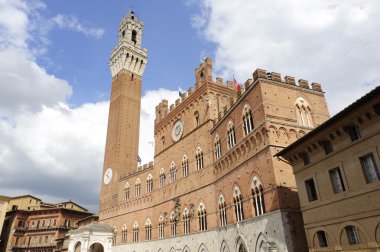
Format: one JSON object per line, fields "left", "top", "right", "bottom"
{"left": 276, "top": 86, "right": 380, "bottom": 251}
{"left": 0, "top": 196, "right": 11, "bottom": 237}
{"left": 0, "top": 195, "right": 92, "bottom": 252}
{"left": 78, "top": 10, "right": 333, "bottom": 252}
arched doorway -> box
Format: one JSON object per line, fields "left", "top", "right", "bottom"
{"left": 74, "top": 242, "right": 81, "bottom": 252}
{"left": 89, "top": 243, "right": 104, "bottom": 252}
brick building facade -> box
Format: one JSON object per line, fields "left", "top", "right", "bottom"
{"left": 91, "top": 11, "right": 331, "bottom": 252}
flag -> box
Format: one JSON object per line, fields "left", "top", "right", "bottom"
{"left": 233, "top": 75, "right": 241, "bottom": 91}
{"left": 137, "top": 155, "right": 142, "bottom": 165}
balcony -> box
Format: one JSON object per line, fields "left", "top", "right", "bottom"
{"left": 12, "top": 242, "right": 57, "bottom": 249}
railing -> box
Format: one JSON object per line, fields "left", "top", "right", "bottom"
{"left": 14, "top": 225, "right": 70, "bottom": 232}
{"left": 12, "top": 242, "right": 57, "bottom": 249}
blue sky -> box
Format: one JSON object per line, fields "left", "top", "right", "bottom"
{"left": 1, "top": 0, "right": 379, "bottom": 212}
{"left": 40, "top": 0, "right": 210, "bottom": 106}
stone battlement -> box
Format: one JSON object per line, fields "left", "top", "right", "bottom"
{"left": 154, "top": 63, "right": 323, "bottom": 125}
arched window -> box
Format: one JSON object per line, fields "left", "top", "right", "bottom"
{"left": 345, "top": 225, "right": 360, "bottom": 245}
{"left": 133, "top": 221, "right": 139, "bottom": 242}
{"left": 158, "top": 215, "right": 165, "bottom": 239}
{"left": 124, "top": 182, "right": 130, "bottom": 200}
{"left": 170, "top": 162, "right": 176, "bottom": 183}
{"left": 194, "top": 111, "right": 200, "bottom": 127}
{"left": 196, "top": 147, "right": 204, "bottom": 170}
{"left": 182, "top": 155, "right": 189, "bottom": 177}
{"left": 243, "top": 105, "right": 254, "bottom": 135}
{"left": 251, "top": 176, "right": 265, "bottom": 216}
{"left": 233, "top": 186, "right": 244, "bottom": 222}
{"left": 121, "top": 224, "right": 127, "bottom": 243}
{"left": 112, "top": 226, "right": 117, "bottom": 245}
{"left": 135, "top": 178, "right": 141, "bottom": 197}
{"left": 159, "top": 168, "right": 166, "bottom": 188}
{"left": 198, "top": 203, "right": 207, "bottom": 231}
{"left": 145, "top": 219, "right": 152, "bottom": 241}
{"left": 316, "top": 230, "right": 328, "bottom": 247}
{"left": 295, "top": 97, "right": 313, "bottom": 127}
{"left": 227, "top": 121, "right": 236, "bottom": 149}
{"left": 218, "top": 195, "right": 227, "bottom": 226}
{"left": 161, "top": 136, "right": 165, "bottom": 149}
{"left": 146, "top": 174, "right": 153, "bottom": 193}
{"left": 170, "top": 211, "right": 177, "bottom": 237}
{"left": 215, "top": 135, "right": 222, "bottom": 159}
{"left": 183, "top": 208, "right": 190, "bottom": 234}
{"left": 131, "top": 30, "right": 137, "bottom": 43}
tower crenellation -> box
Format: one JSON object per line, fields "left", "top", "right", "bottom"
{"left": 109, "top": 11, "right": 148, "bottom": 78}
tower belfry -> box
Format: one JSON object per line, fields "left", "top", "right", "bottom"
{"left": 100, "top": 11, "right": 147, "bottom": 209}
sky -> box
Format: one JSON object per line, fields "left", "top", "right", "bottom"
{"left": 0, "top": 0, "right": 379, "bottom": 212}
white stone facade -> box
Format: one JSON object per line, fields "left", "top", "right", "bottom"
{"left": 68, "top": 224, "right": 113, "bottom": 252}
{"left": 111, "top": 209, "right": 298, "bottom": 252}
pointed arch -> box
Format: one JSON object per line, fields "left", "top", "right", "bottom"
{"left": 218, "top": 194, "right": 227, "bottom": 226}
{"left": 236, "top": 236, "right": 248, "bottom": 252}
{"left": 220, "top": 239, "right": 230, "bottom": 252}
{"left": 198, "top": 243, "right": 209, "bottom": 252}
{"left": 182, "top": 245, "right": 191, "bottom": 252}
{"left": 182, "top": 154, "right": 189, "bottom": 177}
{"left": 251, "top": 176, "right": 265, "bottom": 216}
{"left": 232, "top": 185, "right": 244, "bottom": 222}
{"left": 227, "top": 120, "right": 237, "bottom": 148}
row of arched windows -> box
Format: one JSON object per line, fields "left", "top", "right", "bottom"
{"left": 115, "top": 177, "right": 265, "bottom": 244}
{"left": 215, "top": 105, "right": 254, "bottom": 160}
{"left": 124, "top": 150, "right": 205, "bottom": 199}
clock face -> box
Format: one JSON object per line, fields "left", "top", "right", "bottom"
{"left": 103, "top": 168, "right": 113, "bottom": 185}
{"left": 171, "top": 120, "right": 184, "bottom": 142}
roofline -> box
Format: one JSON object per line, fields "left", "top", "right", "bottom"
{"left": 275, "top": 85, "right": 380, "bottom": 157}
{"left": 9, "top": 195, "right": 42, "bottom": 201}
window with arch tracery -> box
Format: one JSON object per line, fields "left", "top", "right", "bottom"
{"left": 218, "top": 195, "right": 227, "bottom": 226}
{"left": 170, "top": 211, "right": 177, "bottom": 237}
{"left": 198, "top": 203, "right": 207, "bottom": 231}
{"left": 196, "top": 147, "right": 204, "bottom": 170}
{"left": 182, "top": 155, "right": 189, "bottom": 177}
{"left": 158, "top": 215, "right": 165, "bottom": 239}
{"left": 121, "top": 224, "right": 127, "bottom": 243}
{"left": 112, "top": 227, "right": 117, "bottom": 245}
{"left": 135, "top": 178, "right": 141, "bottom": 197}
{"left": 159, "top": 168, "right": 166, "bottom": 188}
{"left": 170, "top": 162, "right": 177, "bottom": 183}
{"left": 131, "top": 30, "right": 137, "bottom": 43}
{"left": 295, "top": 97, "right": 313, "bottom": 128}
{"left": 238, "top": 243, "right": 247, "bottom": 252}
{"left": 233, "top": 187, "right": 244, "bottom": 222}
{"left": 124, "top": 183, "right": 130, "bottom": 200}
{"left": 227, "top": 121, "right": 237, "bottom": 149}
{"left": 145, "top": 219, "right": 152, "bottom": 241}
{"left": 146, "top": 174, "right": 153, "bottom": 193}
{"left": 132, "top": 221, "right": 139, "bottom": 242}
{"left": 251, "top": 177, "right": 265, "bottom": 216}
{"left": 243, "top": 105, "right": 254, "bottom": 135}
{"left": 215, "top": 135, "right": 222, "bottom": 159}
{"left": 183, "top": 208, "right": 190, "bottom": 234}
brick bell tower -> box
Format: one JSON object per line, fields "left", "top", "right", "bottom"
{"left": 99, "top": 11, "right": 147, "bottom": 212}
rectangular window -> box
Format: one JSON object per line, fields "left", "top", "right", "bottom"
{"left": 317, "top": 231, "right": 328, "bottom": 247}
{"left": 329, "top": 168, "right": 345, "bottom": 193}
{"left": 345, "top": 226, "right": 360, "bottom": 245}
{"left": 360, "top": 154, "right": 380, "bottom": 183}
{"left": 305, "top": 178, "right": 318, "bottom": 201}
{"left": 347, "top": 125, "right": 361, "bottom": 141}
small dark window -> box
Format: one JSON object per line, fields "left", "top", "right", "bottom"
{"left": 317, "top": 231, "right": 328, "bottom": 247}
{"left": 200, "top": 71, "right": 204, "bottom": 78}
{"left": 131, "top": 73, "right": 134, "bottom": 81}
{"left": 12, "top": 205, "right": 18, "bottom": 211}
{"left": 132, "top": 30, "right": 137, "bottom": 43}
{"left": 305, "top": 178, "right": 318, "bottom": 201}
{"left": 346, "top": 125, "right": 361, "bottom": 141}
{"left": 122, "top": 30, "right": 126, "bottom": 38}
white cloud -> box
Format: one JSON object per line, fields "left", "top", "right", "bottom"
{"left": 192, "top": 0, "right": 380, "bottom": 114}
{"left": 139, "top": 89, "right": 181, "bottom": 164}
{"left": 52, "top": 14, "right": 104, "bottom": 39}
